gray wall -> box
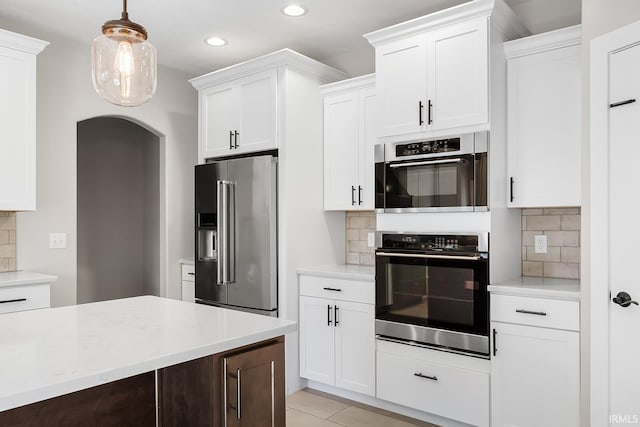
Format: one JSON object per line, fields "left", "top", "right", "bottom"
{"left": 77, "top": 117, "right": 159, "bottom": 303}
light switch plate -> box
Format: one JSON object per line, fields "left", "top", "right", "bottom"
{"left": 367, "top": 232, "right": 375, "bottom": 248}
{"left": 49, "top": 233, "right": 67, "bottom": 249}
{"left": 534, "top": 235, "right": 547, "bottom": 254}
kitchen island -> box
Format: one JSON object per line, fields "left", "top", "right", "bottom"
{"left": 0, "top": 296, "right": 296, "bottom": 426}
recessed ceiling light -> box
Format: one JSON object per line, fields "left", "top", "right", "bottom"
{"left": 205, "top": 36, "right": 227, "bottom": 47}
{"left": 281, "top": 4, "right": 307, "bottom": 17}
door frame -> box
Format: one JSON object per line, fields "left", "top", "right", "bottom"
{"left": 590, "top": 18, "right": 640, "bottom": 426}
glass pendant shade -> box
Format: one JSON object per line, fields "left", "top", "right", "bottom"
{"left": 91, "top": 3, "right": 157, "bottom": 107}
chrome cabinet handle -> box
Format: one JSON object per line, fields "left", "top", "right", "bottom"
{"left": 0, "top": 298, "right": 27, "bottom": 304}
{"left": 515, "top": 309, "right": 547, "bottom": 316}
{"left": 414, "top": 372, "right": 437, "bottom": 381}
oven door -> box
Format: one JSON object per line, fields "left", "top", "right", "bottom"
{"left": 382, "top": 154, "right": 477, "bottom": 212}
{"left": 375, "top": 251, "right": 489, "bottom": 356}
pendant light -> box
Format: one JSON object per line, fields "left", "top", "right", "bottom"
{"left": 91, "top": 0, "right": 157, "bottom": 107}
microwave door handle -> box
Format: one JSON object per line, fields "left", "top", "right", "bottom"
{"left": 376, "top": 252, "right": 481, "bottom": 261}
{"left": 388, "top": 158, "right": 464, "bottom": 168}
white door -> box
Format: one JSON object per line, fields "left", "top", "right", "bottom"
{"left": 299, "top": 296, "right": 335, "bottom": 385}
{"left": 334, "top": 301, "right": 375, "bottom": 396}
{"left": 201, "top": 84, "right": 237, "bottom": 159}
{"left": 358, "top": 87, "right": 376, "bottom": 210}
{"left": 491, "top": 322, "right": 580, "bottom": 427}
{"left": 237, "top": 70, "right": 277, "bottom": 154}
{"left": 375, "top": 34, "right": 427, "bottom": 138}
{"left": 323, "top": 92, "right": 359, "bottom": 210}
{"left": 427, "top": 18, "right": 488, "bottom": 131}
{"left": 607, "top": 42, "right": 640, "bottom": 421}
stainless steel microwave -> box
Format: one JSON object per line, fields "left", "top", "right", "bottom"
{"left": 375, "top": 133, "right": 488, "bottom": 213}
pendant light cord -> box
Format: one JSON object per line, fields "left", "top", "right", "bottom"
{"left": 121, "top": 0, "right": 129, "bottom": 20}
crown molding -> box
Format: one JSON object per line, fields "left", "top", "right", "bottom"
{"left": 504, "top": 24, "right": 582, "bottom": 59}
{"left": 0, "top": 29, "right": 48, "bottom": 55}
{"left": 320, "top": 73, "right": 375, "bottom": 95}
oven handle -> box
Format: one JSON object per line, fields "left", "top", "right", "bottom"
{"left": 376, "top": 252, "right": 481, "bottom": 261}
{"left": 388, "top": 158, "right": 464, "bottom": 168}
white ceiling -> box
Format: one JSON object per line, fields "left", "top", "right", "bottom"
{"left": 0, "top": 0, "right": 580, "bottom": 78}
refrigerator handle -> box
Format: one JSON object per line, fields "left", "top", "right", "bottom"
{"left": 216, "top": 180, "right": 225, "bottom": 284}
{"left": 227, "top": 180, "right": 236, "bottom": 284}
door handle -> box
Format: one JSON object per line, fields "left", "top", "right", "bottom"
{"left": 334, "top": 305, "right": 339, "bottom": 326}
{"left": 510, "top": 177, "right": 515, "bottom": 203}
{"left": 414, "top": 373, "right": 437, "bottom": 381}
{"left": 327, "top": 304, "right": 333, "bottom": 326}
{"left": 234, "top": 130, "right": 239, "bottom": 149}
{"left": 610, "top": 99, "right": 636, "bottom": 108}
{"left": 358, "top": 186, "right": 363, "bottom": 205}
{"left": 418, "top": 101, "right": 424, "bottom": 126}
{"left": 613, "top": 291, "right": 639, "bottom": 307}
{"left": 427, "top": 99, "right": 433, "bottom": 125}
{"left": 229, "top": 130, "right": 234, "bottom": 150}
{"left": 351, "top": 186, "right": 356, "bottom": 206}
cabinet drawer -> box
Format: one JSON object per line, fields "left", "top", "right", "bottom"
{"left": 181, "top": 264, "right": 195, "bottom": 282}
{"left": 491, "top": 294, "right": 579, "bottom": 331}
{"left": 299, "top": 275, "right": 373, "bottom": 304}
{"left": 377, "top": 345, "right": 489, "bottom": 427}
{"left": 0, "top": 283, "right": 50, "bottom": 314}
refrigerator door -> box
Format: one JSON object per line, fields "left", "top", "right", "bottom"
{"left": 226, "top": 154, "right": 278, "bottom": 312}
{"left": 195, "top": 162, "right": 228, "bottom": 305}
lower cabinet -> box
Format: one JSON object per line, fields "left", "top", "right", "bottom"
{"left": 376, "top": 338, "right": 490, "bottom": 427}
{"left": 299, "top": 281, "right": 375, "bottom": 397}
{"left": 0, "top": 282, "right": 51, "bottom": 314}
{"left": 180, "top": 263, "right": 195, "bottom": 303}
{"left": 159, "top": 337, "right": 286, "bottom": 427}
{"left": 490, "top": 294, "right": 580, "bottom": 427}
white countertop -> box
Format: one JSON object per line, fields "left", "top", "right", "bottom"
{"left": 297, "top": 264, "right": 375, "bottom": 281}
{"left": 488, "top": 277, "right": 580, "bottom": 300}
{"left": 0, "top": 271, "right": 57, "bottom": 288}
{"left": 179, "top": 257, "right": 195, "bottom": 265}
{"left": 0, "top": 295, "right": 296, "bottom": 412}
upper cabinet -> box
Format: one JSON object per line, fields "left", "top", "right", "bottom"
{"left": 197, "top": 69, "right": 277, "bottom": 159}
{"left": 505, "top": 25, "right": 582, "bottom": 208}
{"left": 373, "top": 18, "right": 488, "bottom": 140}
{"left": 321, "top": 75, "right": 376, "bottom": 211}
{"left": 0, "top": 29, "right": 48, "bottom": 211}
{"left": 191, "top": 50, "right": 347, "bottom": 163}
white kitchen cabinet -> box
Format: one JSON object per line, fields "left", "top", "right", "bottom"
{"left": 0, "top": 271, "right": 56, "bottom": 314}
{"left": 321, "top": 75, "right": 376, "bottom": 211}
{"left": 0, "top": 30, "right": 47, "bottom": 211}
{"left": 491, "top": 294, "right": 580, "bottom": 427}
{"left": 299, "top": 274, "right": 375, "bottom": 396}
{"left": 198, "top": 69, "right": 277, "bottom": 159}
{"left": 180, "top": 262, "right": 195, "bottom": 303}
{"left": 367, "top": 16, "right": 489, "bottom": 141}
{"left": 505, "top": 25, "right": 582, "bottom": 207}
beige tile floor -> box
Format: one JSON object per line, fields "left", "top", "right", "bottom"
{"left": 286, "top": 389, "right": 440, "bottom": 427}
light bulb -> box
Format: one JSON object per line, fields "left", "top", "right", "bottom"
{"left": 114, "top": 40, "right": 135, "bottom": 98}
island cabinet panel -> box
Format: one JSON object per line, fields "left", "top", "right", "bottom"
{"left": 0, "top": 372, "right": 155, "bottom": 427}
{"left": 158, "top": 336, "right": 285, "bottom": 427}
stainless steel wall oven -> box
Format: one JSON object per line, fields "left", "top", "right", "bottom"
{"left": 375, "top": 132, "right": 488, "bottom": 213}
{"left": 375, "top": 232, "right": 490, "bottom": 358}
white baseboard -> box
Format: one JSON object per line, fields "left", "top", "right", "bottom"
{"left": 304, "top": 380, "right": 473, "bottom": 427}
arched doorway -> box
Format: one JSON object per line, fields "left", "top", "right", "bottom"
{"left": 77, "top": 117, "right": 161, "bottom": 303}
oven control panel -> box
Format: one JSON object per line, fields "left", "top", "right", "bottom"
{"left": 395, "top": 138, "right": 461, "bottom": 157}
{"left": 379, "top": 233, "right": 486, "bottom": 255}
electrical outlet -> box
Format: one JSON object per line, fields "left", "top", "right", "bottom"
{"left": 49, "top": 233, "right": 67, "bottom": 249}
{"left": 367, "top": 232, "right": 375, "bottom": 248}
{"left": 534, "top": 235, "right": 547, "bottom": 254}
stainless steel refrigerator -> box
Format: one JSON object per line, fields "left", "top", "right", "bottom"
{"left": 195, "top": 152, "right": 278, "bottom": 316}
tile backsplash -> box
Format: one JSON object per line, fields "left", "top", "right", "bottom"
{"left": 522, "top": 208, "right": 580, "bottom": 279}
{"left": 346, "top": 211, "right": 376, "bottom": 266}
{"left": 0, "top": 212, "right": 17, "bottom": 272}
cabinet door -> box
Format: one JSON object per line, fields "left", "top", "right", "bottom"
{"left": 237, "top": 70, "right": 277, "bottom": 154}
{"left": 427, "top": 18, "right": 489, "bottom": 131}
{"left": 0, "top": 47, "right": 36, "bottom": 210}
{"left": 299, "top": 296, "right": 335, "bottom": 385}
{"left": 200, "top": 84, "right": 238, "bottom": 159}
{"left": 323, "top": 92, "right": 359, "bottom": 210}
{"left": 491, "top": 322, "right": 580, "bottom": 427}
{"left": 224, "top": 339, "right": 286, "bottom": 427}
{"left": 334, "top": 301, "right": 375, "bottom": 396}
{"left": 358, "top": 87, "right": 376, "bottom": 210}
{"left": 507, "top": 44, "right": 581, "bottom": 207}
{"left": 376, "top": 34, "right": 427, "bottom": 138}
